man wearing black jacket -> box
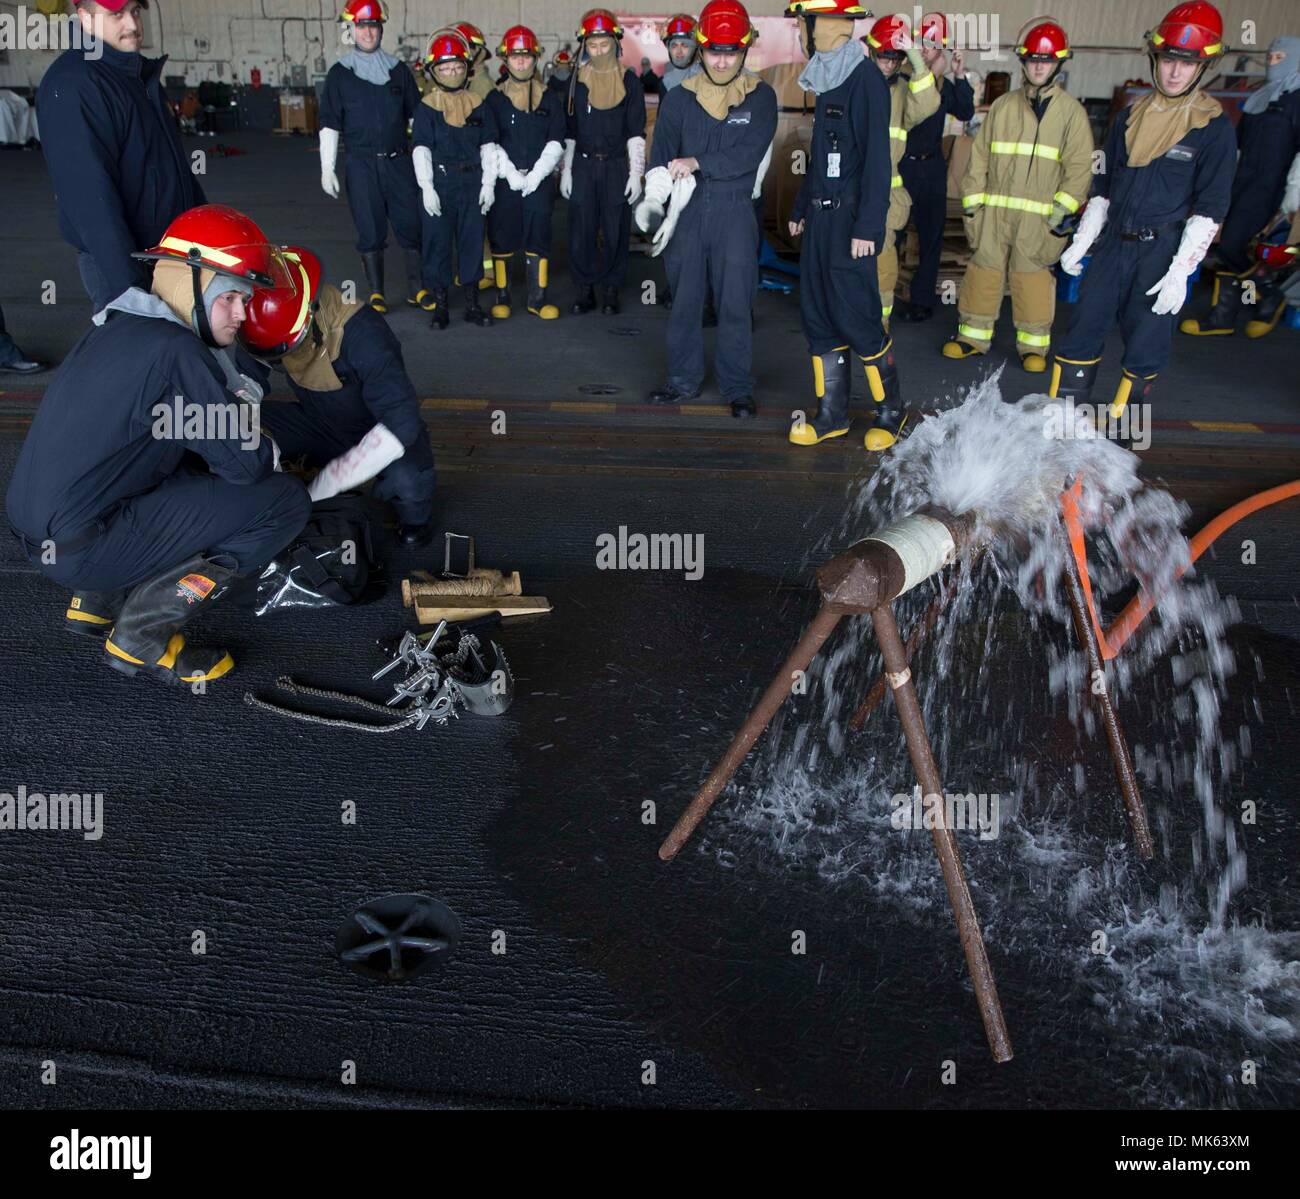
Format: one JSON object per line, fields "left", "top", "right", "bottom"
{"left": 37, "top": 0, "right": 205, "bottom": 313}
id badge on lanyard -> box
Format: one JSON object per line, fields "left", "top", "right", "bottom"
{"left": 827, "top": 153, "right": 841, "bottom": 179}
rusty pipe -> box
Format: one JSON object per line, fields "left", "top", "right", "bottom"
{"left": 1060, "top": 542, "right": 1155, "bottom": 860}
{"left": 658, "top": 604, "right": 844, "bottom": 862}
{"left": 871, "top": 603, "right": 1014, "bottom": 1064}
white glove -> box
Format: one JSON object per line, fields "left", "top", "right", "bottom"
{"left": 560, "top": 138, "right": 575, "bottom": 199}
{"left": 624, "top": 135, "right": 646, "bottom": 204}
{"left": 479, "top": 143, "right": 499, "bottom": 214}
{"left": 269, "top": 436, "right": 282, "bottom": 473}
{"left": 319, "top": 127, "right": 340, "bottom": 199}
{"left": 522, "top": 140, "right": 565, "bottom": 197}
{"left": 499, "top": 150, "right": 528, "bottom": 193}
{"left": 752, "top": 139, "right": 773, "bottom": 201}
{"left": 634, "top": 165, "right": 673, "bottom": 233}
{"left": 1283, "top": 150, "right": 1300, "bottom": 216}
{"left": 413, "top": 146, "right": 440, "bottom": 216}
{"left": 1146, "top": 213, "right": 1219, "bottom": 316}
{"left": 308, "top": 423, "right": 405, "bottom": 502}
{"left": 650, "top": 174, "right": 696, "bottom": 258}
{"left": 1059, "top": 196, "right": 1109, "bottom": 277}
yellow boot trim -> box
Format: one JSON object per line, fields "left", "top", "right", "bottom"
{"left": 1245, "top": 305, "right": 1286, "bottom": 339}
{"left": 1049, "top": 362, "right": 1062, "bottom": 397}
{"left": 811, "top": 355, "right": 826, "bottom": 399}
{"left": 66, "top": 608, "right": 112, "bottom": 626}
{"left": 1107, "top": 373, "right": 1151, "bottom": 420}
{"left": 368, "top": 293, "right": 387, "bottom": 314}
{"left": 1055, "top": 355, "right": 1102, "bottom": 365}
{"left": 491, "top": 304, "right": 512, "bottom": 319}
{"left": 530, "top": 254, "right": 549, "bottom": 288}
{"left": 865, "top": 414, "right": 908, "bottom": 452}
{"left": 863, "top": 363, "right": 885, "bottom": 403}
{"left": 528, "top": 303, "right": 560, "bottom": 320}
{"left": 789, "top": 424, "right": 849, "bottom": 446}
{"left": 104, "top": 637, "right": 147, "bottom": 666}
{"left": 942, "top": 339, "right": 982, "bottom": 359}
{"left": 417, "top": 290, "right": 437, "bottom": 312}
{"left": 493, "top": 254, "right": 512, "bottom": 289}
{"left": 179, "top": 651, "right": 235, "bottom": 684}
{"left": 1020, "top": 353, "right": 1047, "bottom": 373}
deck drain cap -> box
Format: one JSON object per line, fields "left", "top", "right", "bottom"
{"left": 335, "top": 893, "right": 462, "bottom": 981}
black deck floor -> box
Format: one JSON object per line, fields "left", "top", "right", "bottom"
{"left": 1, "top": 132, "right": 1298, "bottom": 1110}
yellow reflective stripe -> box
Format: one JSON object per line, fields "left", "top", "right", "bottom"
{"left": 969, "top": 193, "right": 1054, "bottom": 216}
{"left": 158, "top": 237, "right": 243, "bottom": 268}
{"left": 1016, "top": 330, "right": 1052, "bottom": 347}
{"left": 891, "top": 174, "right": 903, "bottom": 188}
{"left": 1203, "top": 42, "right": 1221, "bottom": 56}
{"left": 881, "top": 303, "right": 893, "bottom": 316}
{"left": 989, "top": 141, "right": 1061, "bottom": 161}
{"left": 957, "top": 323, "right": 993, "bottom": 341}
{"left": 1053, "top": 191, "right": 1081, "bottom": 213}
{"left": 889, "top": 126, "right": 907, "bottom": 141}
{"left": 908, "top": 72, "right": 934, "bottom": 93}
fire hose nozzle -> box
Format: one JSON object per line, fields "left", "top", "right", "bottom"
{"left": 817, "top": 506, "right": 975, "bottom": 613}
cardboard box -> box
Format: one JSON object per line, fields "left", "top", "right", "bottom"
{"left": 277, "top": 92, "right": 318, "bottom": 134}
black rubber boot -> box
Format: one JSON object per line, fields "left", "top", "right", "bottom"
{"left": 463, "top": 283, "right": 492, "bottom": 326}
{"left": 430, "top": 287, "right": 450, "bottom": 330}
{"left": 490, "top": 254, "right": 512, "bottom": 319}
{"left": 65, "top": 587, "right": 128, "bottom": 639}
{"left": 571, "top": 285, "right": 597, "bottom": 315}
{"left": 601, "top": 286, "right": 620, "bottom": 315}
{"left": 1179, "top": 273, "right": 1243, "bottom": 336}
{"left": 862, "top": 345, "right": 907, "bottom": 452}
{"left": 104, "top": 555, "right": 237, "bottom": 687}
{"left": 789, "top": 350, "right": 851, "bottom": 445}
{"left": 1049, "top": 356, "right": 1099, "bottom": 406}
{"left": 526, "top": 254, "right": 560, "bottom": 319}
{"left": 404, "top": 248, "right": 433, "bottom": 310}
{"left": 361, "top": 251, "right": 387, "bottom": 314}
{"left": 1245, "top": 277, "right": 1290, "bottom": 339}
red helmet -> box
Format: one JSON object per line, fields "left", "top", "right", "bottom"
{"left": 135, "top": 204, "right": 283, "bottom": 288}
{"left": 424, "top": 29, "right": 473, "bottom": 72}
{"left": 867, "top": 14, "right": 910, "bottom": 53}
{"left": 554, "top": 50, "right": 573, "bottom": 65}
{"left": 498, "top": 25, "right": 541, "bottom": 57}
{"left": 1147, "top": 2, "right": 1225, "bottom": 60}
{"left": 1255, "top": 242, "right": 1298, "bottom": 269}
{"left": 696, "top": 0, "right": 754, "bottom": 53}
{"left": 663, "top": 14, "right": 697, "bottom": 42}
{"left": 579, "top": 9, "right": 623, "bottom": 40}
{"left": 453, "top": 21, "right": 488, "bottom": 58}
{"left": 784, "top": 0, "right": 869, "bottom": 17}
{"left": 1017, "top": 21, "right": 1071, "bottom": 61}
{"left": 239, "top": 247, "right": 322, "bottom": 359}
{"left": 340, "top": 0, "right": 386, "bottom": 25}
{"left": 917, "top": 12, "right": 948, "bottom": 48}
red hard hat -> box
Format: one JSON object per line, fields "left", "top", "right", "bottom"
{"left": 498, "top": 25, "right": 541, "bottom": 57}
{"left": 867, "top": 14, "right": 910, "bottom": 52}
{"left": 73, "top": 0, "right": 149, "bottom": 11}
{"left": 1147, "top": 2, "right": 1225, "bottom": 59}
{"left": 554, "top": 50, "right": 573, "bottom": 65}
{"left": 1255, "top": 242, "right": 1298, "bottom": 269}
{"left": 579, "top": 9, "right": 623, "bottom": 39}
{"left": 917, "top": 12, "right": 948, "bottom": 47}
{"left": 696, "top": 0, "right": 754, "bottom": 53}
{"left": 424, "top": 29, "right": 473, "bottom": 70}
{"left": 663, "top": 14, "right": 697, "bottom": 41}
{"left": 453, "top": 21, "right": 486, "bottom": 49}
{"left": 340, "top": 0, "right": 386, "bottom": 24}
{"left": 1017, "top": 21, "right": 1071, "bottom": 61}
{"left": 134, "top": 204, "right": 284, "bottom": 288}
{"left": 239, "top": 246, "right": 322, "bottom": 358}
{"left": 784, "top": 0, "right": 870, "bottom": 17}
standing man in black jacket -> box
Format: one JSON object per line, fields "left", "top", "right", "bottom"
{"left": 37, "top": 0, "right": 205, "bottom": 314}
{"left": 893, "top": 11, "right": 974, "bottom": 323}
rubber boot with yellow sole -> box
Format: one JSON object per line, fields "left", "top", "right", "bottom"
{"left": 1179, "top": 273, "right": 1243, "bottom": 336}
{"left": 360, "top": 251, "right": 387, "bottom": 314}
{"left": 1245, "top": 278, "right": 1289, "bottom": 339}
{"left": 65, "top": 587, "right": 127, "bottom": 639}
{"left": 1048, "top": 355, "right": 1099, "bottom": 405}
{"left": 490, "top": 253, "right": 513, "bottom": 319}
{"left": 862, "top": 343, "right": 907, "bottom": 452}
{"left": 1020, "top": 353, "right": 1048, "bottom": 373}
{"left": 403, "top": 248, "right": 433, "bottom": 310}
{"left": 942, "top": 339, "right": 983, "bottom": 360}
{"left": 789, "top": 349, "right": 850, "bottom": 446}
{"left": 104, "top": 555, "right": 236, "bottom": 687}
{"left": 526, "top": 253, "right": 560, "bottom": 320}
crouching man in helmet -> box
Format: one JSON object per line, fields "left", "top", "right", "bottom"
{"left": 4, "top": 205, "right": 311, "bottom": 687}
{"left": 636, "top": 0, "right": 777, "bottom": 418}
{"left": 1050, "top": 2, "right": 1235, "bottom": 427}
{"left": 240, "top": 246, "right": 437, "bottom": 548}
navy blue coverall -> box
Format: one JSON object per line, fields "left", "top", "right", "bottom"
{"left": 792, "top": 58, "right": 892, "bottom": 358}
{"left": 898, "top": 72, "right": 974, "bottom": 307}
{"left": 566, "top": 69, "right": 647, "bottom": 289}
{"left": 5, "top": 316, "right": 309, "bottom": 591}
{"left": 320, "top": 61, "right": 423, "bottom": 256}
{"left": 36, "top": 44, "right": 206, "bottom": 313}
{"left": 258, "top": 306, "right": 435, "bottom": 527}
{"left": 486, "top": 87, "right": 566, "bottom": 256}
{"left": 1217, "top": 90, "right": 1300, "bottom": 273}
{"left": 413, "top": 99, "right": 500, "bottom": 289}
{"left": 652, "top": 80, "right": 778, "bottom": 400}
{"left": 1058, "top": 104, "right": 1236, "bottom": 377}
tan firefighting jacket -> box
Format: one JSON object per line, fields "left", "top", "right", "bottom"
{"left": 887, "top": 67, "right": 941, "bottom": 233}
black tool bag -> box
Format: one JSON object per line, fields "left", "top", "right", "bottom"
{"left": 251, "top": 495, "right": 382, "bottom": 613}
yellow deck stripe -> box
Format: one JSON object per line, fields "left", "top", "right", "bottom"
{"left": 1190, "top": 421, "right": 1261, "bottom": 433}
{"left": 551, "top": 401, "right": 616, "bottom": 414}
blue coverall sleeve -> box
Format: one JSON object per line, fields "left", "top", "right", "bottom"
{"left": 648, "top": 89, "right": 683, "bottom": 169}
{"left": 947, "top": 75, "right": 975, "bottom": 122}
{"left": 546, "top": 94, "right": 566, "bottom": 143}
{"left": 1190, "top": 117, "right": 1237, "bottom": 221}
{"left": 694, "top": 86, "right": 779, "bottom": 183}
{"left": 37, "top": 74, "right": 148, "bottom": 303}
{"left": 479, "top": 97, "right": 501, "bottom": 144}
{"left": 851, "top": 66, "right": 891, "bottom": 243}
{"left": 343, "top": 315, "right": 423, "bottom": 449}
{"left": 171, "top": 344, "right": 277, "bottom": 483}
{"left": 412, "top": 103, "right": 435, "bottom": 153}
{"left": 625, "top": 71, "right": 647, "bottom": 139}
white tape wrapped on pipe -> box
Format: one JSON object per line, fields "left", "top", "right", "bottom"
{"left": 863, "top": 513, "right": 957, "bottom": 599}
